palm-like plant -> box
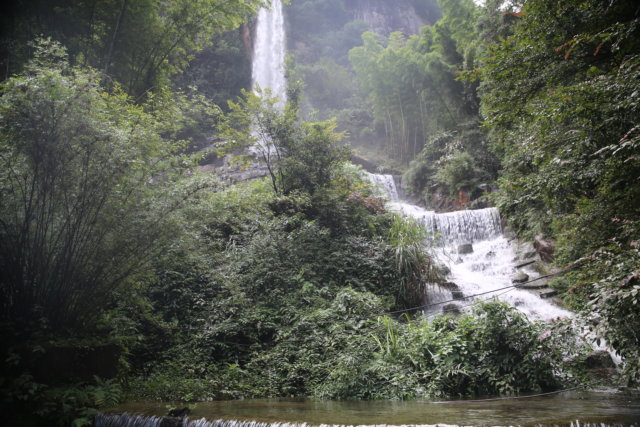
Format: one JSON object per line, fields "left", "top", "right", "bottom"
{"left": 388, "top": 215, "right": 440, "bottom": 306}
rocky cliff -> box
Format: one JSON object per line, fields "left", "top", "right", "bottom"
{"left": 345, "top": 0, "right": 441, "bottom": 36}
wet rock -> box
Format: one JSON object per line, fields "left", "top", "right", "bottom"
{"left": 514, "top": 260, "right": 536, "bottom": 269}
{"left": 435, "top": 263, "right": 451, "bottom": 277}
{"left": 538, "top": 289, "right": 557, "bottom": 299}
{"left": 160, "top": 418, "right": 183, "bottom": 427}
{"left": 517, "top": 278, "right": 548, "bottom": 290}
{"left": 503, "top": 225, "right": 517, "bottom": 240}
{"left": 513, "top": 241, "right": 537, "bottom": 261}
{"left": 441, "top": 282, "right": 460, "bottom": 291}
{"left": 451, "top": 290, "right": 464, "bottom": 300}
{"left": 443, "top": 303, "right": 461, "bottom": 316}
{"left": 584, "top": 350, "right": 616, "bottom": 369}
{"left": 486, "top": 251, "right": 496, "bottom": 259}
{"left": 454, "top": 257, "right": 464, "bottom": 264}
{"left": 168, "top": 408, "right": 190, "bottom": 417}
{"left": 457, "top": 243, "right": 474, "bottom": 254}
{"left": 511, "top": 272, "right": 530, "bottom": 284}
{"left": 534, "top": 235, "right": 556, "bottom": 262}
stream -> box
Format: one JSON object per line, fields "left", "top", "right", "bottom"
{"left": 367, "top": 173, "right": 571, "bottom": 321}
{"left": 99, "top": 391, "right": 640, "bottom": 426}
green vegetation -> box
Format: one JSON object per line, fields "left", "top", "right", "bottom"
{"left": 0, "top": 0, "right": 639, "bottom": 425}
{"left": 347, "top": 0, "right": 498, "bottom": 205}
{"left": 0, "top": 0, "right": 264, "bottom": 99}
{"left": 478, "top": 0, "right": 640, "bottom": 382}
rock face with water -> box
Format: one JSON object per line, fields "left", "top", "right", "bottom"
{"left": 252, "top": 0, "right": 286, "bottom": 104}
{"left": 457, "top": 243, "right": 474, "bottom": 254}
{"left": 367, "top": 173, "right": 573, "bottom": 321}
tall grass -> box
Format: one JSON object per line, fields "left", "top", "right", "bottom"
{"left": 388, "top": 215, "right": 441, "bottom": 306}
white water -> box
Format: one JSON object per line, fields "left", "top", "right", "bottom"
{"left": 368, "top": 174, "right": 572, "bottom": 321}
{"left": 365, "top": 172, "right": 399, "bottom": 201}
{"left": 95, "top": 413, "right": 459, "bottom": 427}
{"left": 252, "top": 0, "right": 287, "bottom": 105}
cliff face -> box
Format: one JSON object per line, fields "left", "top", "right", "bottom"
{"left": 345, "top": 0, "right": 441, "bottom": 36}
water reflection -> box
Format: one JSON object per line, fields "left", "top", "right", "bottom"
{"left": 109, "top": 390, "right": 640, "bottom": 425}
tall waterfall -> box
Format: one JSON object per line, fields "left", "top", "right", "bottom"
{"left": 252, "top": 0, "right": 287, "bottom": 104}
{"left": 367, "top": 173, "right": 571, "bottom": 321}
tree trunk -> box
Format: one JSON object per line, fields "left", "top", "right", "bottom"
{"left": 103, "top": 0, "right": 128, "bottom": 76}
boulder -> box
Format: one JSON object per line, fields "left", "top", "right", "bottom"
{"left": 167, "top": 408, "right": 190, "bottom": 417}
{"left": 534, "top": 235, "right": 556, "bottom": 262}
{"left": 538, "top": 289, "right": 557, "bottom": 299}
{"left": 451, "top": 290, "right": 464, "bottom": 300}
{"left": 435, "top": 263, "right": 451, "bottom": 277}
{"left": 517, "top": 278, "right": 548, "bottom": 290}
{"left": 457, "top": 243, "right": 474, "bottom": 254}
{"left": 441, "top": 281, "right": 460, "bottom": 291}
{"left": 443, "top": 303, "right": 461, "bottom": 316}
{"left": 513, "top": 241, "right": 537, "bottom": 261}
{"left": 511, "top": 272, "right": 530, "bottom": 284}
{"left": 514, "top": 260, "right": 536, "bottom": 269}
{"left": 584, "top": 350, "right": 616, "bottom": 369}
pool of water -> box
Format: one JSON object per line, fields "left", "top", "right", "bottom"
{"left": 108, "top": 389, "right": 640, "bottom": 425}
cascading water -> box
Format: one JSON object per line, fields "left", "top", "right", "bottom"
{"left": 94, "top": 413, "right": 454, "bottom": 427}
{"left": 367, "top": 174, "right": 571, "bottom": 321}
{"left": 251, "top": 0, "right": 287, "bottom": 105}
{"left": 365, "top": 172, "right": 399, "bottom": 201}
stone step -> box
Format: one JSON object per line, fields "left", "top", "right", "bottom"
{"left": 515, "top": 280, "right": 549, "bottom": 290}
{"left": 533, "top": 288, "right": 557, "bottom": 299}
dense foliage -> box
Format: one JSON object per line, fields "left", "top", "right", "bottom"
{"left": 344, "top": 0, "right": 499, "bottom": 207}
{"left": 479, "top": 0, "right": 640, "bottom": 382}
{"left": 0, "top": 0, "right": 265, "bottom": 99}
{"left": 287, "top": 0, "right": 442, "bottom": 168}
{"left": 0, "top": 38, "right": 228, "bottom": 425}
{"left": 1, "top": 1, "right": 638, "bottom": 425}
{"left": 0, "top": 41, "right": 199, "bottom": 337}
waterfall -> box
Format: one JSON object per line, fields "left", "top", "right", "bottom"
{"left": 94, "top": 413, "right": 165, "bottom": 426}
{"left": 390, "top": 204, "right": 502, "bottom": 246}
{"left": 365, "top": 172, "right": 399, "bottom": 201}
{"left": 93, "top": 413, "right": 459, "bottom": 427}
{"left": 252, "top": 0, "right": 287, "bottom": 105}
{"left": 367, "top": 173, "right": 572, "bottom": 321}
{"left": 94, "top": 413, "right": 632, "bottom": 427}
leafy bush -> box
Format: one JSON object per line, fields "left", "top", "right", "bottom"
{"left": 403, "top": 127, "right": 495, "bottom": 205}
{"left": 388, "top": 215, "right": 442, "bottom": 306}
{"left": 315, "top": 301, "right": 585, "bottom": 399}
{"left": 434, "top": 151, "right": 484, "bottom": 195}
{"left": 0, "top": 40, "right": 197, "bottom": 336}
{"left": 2, "top": 374, "right": 122, "bottom": 427}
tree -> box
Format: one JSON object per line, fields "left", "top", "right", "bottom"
{"left": 219, "top": 88, "right": 350, "bottom": 196}
{"left": 349, "top": 0, "right": 482, "bottom": 163}
{"left": 478, "top": 0, "right": 640, "bottom": 382}
{"left": 0, "top": 0, "right": 266, "bottom": 98}
{"left": 0, "top": 40, "right": 198, "bottom": 336}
